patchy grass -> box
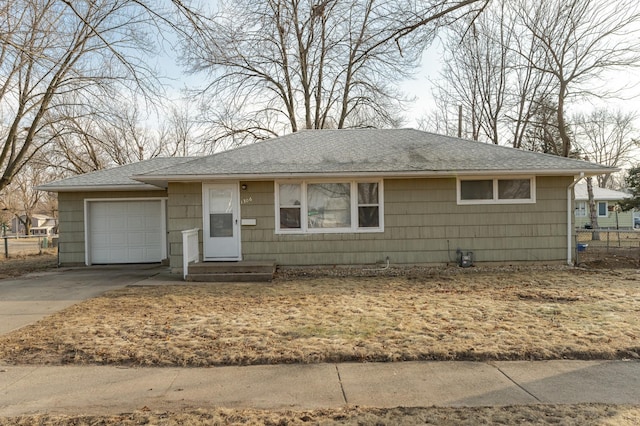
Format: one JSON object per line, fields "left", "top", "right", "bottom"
{"left": 0, "top": 251, "right": 57, "bottom": 279}
{"left": 1, "top": 404, "right": 639, "bottom": 425}
{"left": 1, "top": 266, "right": 639, "bottom": 424}
{"left": 1, "top": 269, "right": 639, "bottom": 366}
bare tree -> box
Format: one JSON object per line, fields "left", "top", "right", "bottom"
{"left": 514, "top": 0, "right": 640, "bottom": 157}
{"left": 0, "top": 160, "right": 57, "bottom": 235}
{"left": 428, "top": 0, "right": 640, "bottom": 154}
{"left": 427, "top": 0, "right": 558, "bottom": 147}
{"left": 522, "top": 97, "right": 570, "bottom": 155}
{"left": 45, "top": 99, "right": 194, "bottom": 175}
{"left": 573, "top": 108, "right": 639, "bottom": 188}
{"left": 0, "top": 0, "right": 160, "bottom": 192}
{"left": 161, "top": 102, "right": 199, "bottom": 157}
{"left": 173, "top": 0, "right": 490, "bottom": 147}
{"left": 514, "top": 0, "right": 640, "bottom": 238}
{"left": 505, "top": 4, "right": 557, "bottom": 150}
{"left": 432, "top": 4, "right": 511, "bottom": 144}
{"left": 585, "top": 174, "right": 600, "bottom": 238}
{"left": 417, "top": 89, "right": 461, "bottom": 137}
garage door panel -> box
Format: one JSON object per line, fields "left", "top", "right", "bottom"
{"left": 89, "top": 200, "right": 163, "bottom": 264}
{"left": 127, "top": 217, "right": 146, "bottom": 229}
{"left": 92, "top": 249, "right": 109, "bottom": 261}
{"left": 126, "top": 232, "right": 148, "bottom": 245}
{"left": 109, "top": 232, "right": 127, "bottom": 246}
{"left": 145, "top": 233, "right": 161, "bottom": 244}
{"left": 127, "top": 248, "right": 145, "bottom": 261}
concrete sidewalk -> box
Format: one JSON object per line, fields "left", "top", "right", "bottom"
{"left": 1, "top": 360, "right": 638, "bottom": 416}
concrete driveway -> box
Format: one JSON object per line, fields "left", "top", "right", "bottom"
{"left": 0, "top": 265, "right": 171, "bottom": 335}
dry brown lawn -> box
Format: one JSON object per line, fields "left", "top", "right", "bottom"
{"left": 1, "top": 404, "right": 639, "bottom": 425}
{"left": 0, "top": 267, "right": 639, "bottom": 366}
{"left": 1, "top": 260, "right": 640, "bottom": 424}
{"left": 0, "top": 251, "right": 57, "bottom": 279}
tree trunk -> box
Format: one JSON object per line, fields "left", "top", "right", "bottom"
{"left": 586, "top": 176, "right": 600, "bottom": 240}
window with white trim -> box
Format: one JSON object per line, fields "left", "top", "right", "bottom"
{"left": 597, "top": 201, "right": 608, "bottom": 217}
{"left": 278, "top": 183, "right": 302, "bottom": 229}
{"left": 276, "top": 180, "right": 383, "bottom": 233}
{"left": 457, "top": 177, "right": 535, "bottom": 204}
{"left": 574, "top": 201, "right": 587, "bottom": 217}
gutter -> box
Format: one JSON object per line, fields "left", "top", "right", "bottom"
{"left": 131, "top": 168, "right": 618, "bottom": 185}
{"left": 567, "top": 173, "right": 584, "bottom": 265}
{"left": 35, "top": 184, "right": 166, "bottom": 192}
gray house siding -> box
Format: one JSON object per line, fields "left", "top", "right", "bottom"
{"left": 58, "top": 190, "right": 167, "bottom": 266}
{"left": 167, "top": 182, "right": 203, "bottom": 270}
{"left": 168, "top": 176, "right": 572, "bottom": 271}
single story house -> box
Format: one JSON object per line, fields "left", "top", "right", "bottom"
{"left": 574, "top": 184, "right": 633, "bottom": 229}
{"left": 38, "top": 129, "right": 616, "bottom": 272}
{"left": 11, "top": 213, "right": 57, "bottom": 236}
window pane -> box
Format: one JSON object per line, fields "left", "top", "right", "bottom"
{"left": 209, "top": 188, "right": 233, "bottom": 213}
{"left": 307, "top": 183, "right": 351, "bottom": 228}
{"left": 358, "top": 206, "right": 379, "bottom": 227}
{"left": 279, "top": 184, "right": 301, "bottom": 206}
{"left": 460, "top": 180, "right": 493, "bottom": 200}
{"left": 280, "top": 208, "right": 301, "bottom": 229}
{"left": 358, "top": 183, "right": 378, "bottom": 204}
{"left": 498, "top": 179, "right": 531, "bottom": 199}
{"left": 598, "top": 202, "right": 607, "bottom": 216}
{"left": 210, "top": 213, "right": 233, "bottom": 237}
{"left": 575, "top": 201, "right": 587, "bottom": 217}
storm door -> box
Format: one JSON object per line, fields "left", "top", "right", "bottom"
{"left": 202, "top": 183, "right": 241, "bottom": 260}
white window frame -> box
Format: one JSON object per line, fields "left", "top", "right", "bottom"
{"left": 597, "top": 201, "right": 608, "bottom": 217}
{"left": 574, "top": 201, "right": 587, "bottom": 217}
{"left": 275, "top": 179, "right": 384, "bottom": 234}
{"left": 457, "top": 176, "right": 536, "bottom": 205}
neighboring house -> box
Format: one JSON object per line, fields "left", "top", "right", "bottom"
{"left": 38, "top": 129, "right": 616, "bottom": 271}
{"left": 573, "top": 184, "right": 633, "bottom": 229}
{"left": 11, "top": 214, "right": 57, "bottom": 236}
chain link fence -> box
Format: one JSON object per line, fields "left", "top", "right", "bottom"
{"left": 575, "top": 228, "right": 640, "bottom": 267}
{"left": 1, "top": 236, "right": 58, "bottom": 258}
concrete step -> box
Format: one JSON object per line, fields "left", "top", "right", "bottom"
{"left": 188, "top": 261, "right": 276, "bottom": 275}
{"left": 185, "top": 260, "right": 276, "bottom": 282}
{"left": 185, "top": 272, "right": 274, "bottom": 282}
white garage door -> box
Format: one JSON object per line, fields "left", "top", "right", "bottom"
{"left": 88, "top": 200, "right": 164, "bottom": 264}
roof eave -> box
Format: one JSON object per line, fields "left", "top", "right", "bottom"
{"left": 133, "top": 168, "right": 618, "bottom": 183}
{"left": 575, "top": 197, "right": 629, "bottom": 201}
{"left": 36, "top": 184, "right": 166, "bottom": 192}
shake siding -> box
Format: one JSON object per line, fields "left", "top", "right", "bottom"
{"left": 167, "top": 182, "right": 202, "bottom": 271}
{"left": 229, "top": 176, "right": 572, "bottom": 266}
{"left": 57, "top": 190, "right": 167, "bottom": 266}
{"left": 574, "top": 208, "right": 633, "bottom": 229}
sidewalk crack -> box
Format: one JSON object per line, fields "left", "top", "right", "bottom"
{"left": 334, "top": 364, "right": 348, "bottom": 405}
{"left": 164, "top": 370, "right": 180, "bottom": 396}
{"left": 490, "top": 363, "right": 541, "bottom": 403}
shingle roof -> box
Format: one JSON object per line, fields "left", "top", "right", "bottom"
{"left": 574, "top": 183, "right": 629, "bottom": 201}
{"left": 40, "top": 129, "right": 618, "bottom": 191}
{"left": 136, "top": 129, "right": 616, "bottom": 183}
{"left": 38, "top": 157, "right": 196, "bottom": 191}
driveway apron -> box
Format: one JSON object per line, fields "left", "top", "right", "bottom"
{"left": 0, "top": 265, "right": 167, "bottom": 335}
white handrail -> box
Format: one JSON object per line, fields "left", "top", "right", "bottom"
{"left": 181, "top": 228, "right": 200, "bottom": 280}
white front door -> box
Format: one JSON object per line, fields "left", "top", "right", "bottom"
{"left": 203, "top": 183, "right": 241, "bottom": 260}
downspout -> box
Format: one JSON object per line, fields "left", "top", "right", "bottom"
{"left": 567, "top": 173, "right": 584, "bottom": 265}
